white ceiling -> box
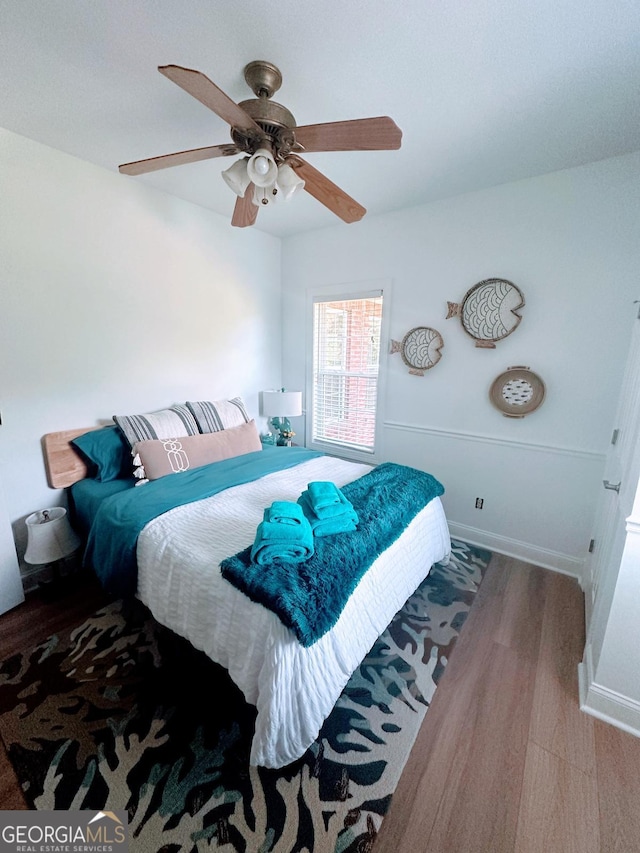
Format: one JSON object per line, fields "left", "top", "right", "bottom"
{"left": 1, "top": 0, "right": 639, "bottom": 238}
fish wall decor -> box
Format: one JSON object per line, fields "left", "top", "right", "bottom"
{"left": 447, "top": 278, "right": 524, "bottom": 348}
{"left": 390, "top": 326, "right": 444, "bottom": 375}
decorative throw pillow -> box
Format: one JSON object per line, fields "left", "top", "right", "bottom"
{"left": 71, "top": 425, "right": 132, "bottom": 482}
{"left": 132, "top": 419, "right": 262, "bottom": 483}
{"left": 186, "top": 397, "right": 250, "bottom": 434}
{"left": 113, "top": 404, "right": 199, "bottom": 449}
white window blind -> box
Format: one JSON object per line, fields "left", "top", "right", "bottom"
{"left": 312, "top": 294, "right": 383, "bottom": 454}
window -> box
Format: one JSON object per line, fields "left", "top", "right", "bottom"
{"left": 308, "top": 288, "right": 387, "bottom": 458}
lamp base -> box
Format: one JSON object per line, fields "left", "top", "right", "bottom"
{"left": 270, "top": 417, "right": 294, "bottom": 446}
{"left": 35, "top": 554, "right": 81, "bottom": 601}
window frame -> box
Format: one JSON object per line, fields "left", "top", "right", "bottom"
{"left": 305, "top": 280, "right": 392, "bottom": 464}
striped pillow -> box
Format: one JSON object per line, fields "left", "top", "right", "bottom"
{"left": 186, "top": 397, "right": 250, "bottom": 434}
{"left": 113, "top": 404, "right": 199, "bottom": 449}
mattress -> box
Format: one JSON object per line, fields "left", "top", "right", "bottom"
{"left": 135, "top": 454, "right": 451, "bottom": 768}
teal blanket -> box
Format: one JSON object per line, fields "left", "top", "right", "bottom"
{"left": 83, "top": 446, "right": 322, "bottom": 596}
{"left": 220, "top": 462, "right": 444, "bottom": 646}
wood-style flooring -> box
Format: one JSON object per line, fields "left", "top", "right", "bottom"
{"left": 1, "top": 555, "right": 639, "bottom": 852}
{"left": 374, "top": 553, "right": 640, "bottom": 853}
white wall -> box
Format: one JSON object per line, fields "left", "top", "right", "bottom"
{"left": 282, "top": 152, "right": 640, "bottom": 576}
{"left": 0, "top": 128, "right": 282, "bottom": 574}
{"left": 0, "top": 468, "right": 24, "bottom": 613}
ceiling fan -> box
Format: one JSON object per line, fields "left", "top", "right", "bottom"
{"left": 119, "top": 61, "right": 402, "bottom": 228}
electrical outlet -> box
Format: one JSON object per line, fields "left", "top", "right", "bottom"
{"left": 475, "top": 497, "right": 484, "bottom": 509}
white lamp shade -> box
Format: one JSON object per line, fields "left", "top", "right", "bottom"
{"left": 221, "top": 157, "right": 251, "bottom": 197}
{"left": 247, "top": 148, "right": 278, "bottom": 187}
{"left": 24, "top": 507, "right": 81, "bottom": 565}
{"left": 262, "top": 390, "right": 303, "bottom": 418}
{"left": 276, "top": 163, "right": 305, "bottom": 201}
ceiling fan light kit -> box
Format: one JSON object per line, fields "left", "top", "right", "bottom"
{"left": 221, "top": 156, "right": 251, "bottom": 196}
{"left": 276, "top": 163, "right": 305, "bottom": 201}
{"left": 246, "top": 147, "right": 278, "bottom": 187}
{"left": 119, "top": 60, "right": 402, "bottom": 227}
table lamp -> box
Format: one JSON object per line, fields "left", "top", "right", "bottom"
{"left": 25, "top": 507, "right": 81, "bottom": 583}
{"left": 261, "top": 389, "right": 303, "bottom": 446}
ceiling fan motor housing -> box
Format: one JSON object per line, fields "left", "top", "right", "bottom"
{"left": 232, "top": 99, "right": 297, "bottom": 159}
{"left": 232, "top": 61, "right": 298, "bottom": 160}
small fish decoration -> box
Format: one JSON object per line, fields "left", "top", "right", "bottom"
{"left": 390, "top": 326, "right": 444, "bottom": 375}
{"left": 447, "top": 278, "right": 524, "bottom": 348}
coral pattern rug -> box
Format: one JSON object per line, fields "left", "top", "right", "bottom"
{"left": 0, "top": 540, "right": 491, "bottom": 852}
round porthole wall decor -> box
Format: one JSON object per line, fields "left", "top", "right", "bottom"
{"left": 489, "top": 366, "right": 546, "bottom": 418}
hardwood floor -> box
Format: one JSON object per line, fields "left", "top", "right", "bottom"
{"left": 374, "top": 553, "right": 640, "bottom": 853}
{"left": 1, "top": 556, "right": 639, "bottom": 852}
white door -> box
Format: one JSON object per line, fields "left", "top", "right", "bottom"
{"left": 0, "top": 468, "right": 25, "bottom": 614}
{"left": 584, "top": 303, "right": 640, "bottom": 649}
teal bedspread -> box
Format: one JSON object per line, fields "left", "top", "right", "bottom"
{"left": 220, "top": 462, "right": 444, "bottom": 646}
{"left": 83, "top": 446, "right": 322, "bottom": 596}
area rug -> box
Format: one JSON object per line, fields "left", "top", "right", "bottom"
{"left": 0, "top": 539, "right": 491, "bottom": 852}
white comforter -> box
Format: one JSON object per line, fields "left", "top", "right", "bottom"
{"left": 135, "top": 455, "right": 451, "bottom": 768}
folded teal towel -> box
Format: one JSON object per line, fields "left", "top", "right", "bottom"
{"left": 298, "top": 492, "right": 359, "bottom": 537}
{"left": 307, "top": 481, "right": 359, "bottom": 519}
{"left": 264, "top": 501, "right": 306, "bottom": 526}
{"left": 307, "top": 481, "right": 342, "bottom": 511}
{"left": 250, "top": 517, "right": 314, "bottom": 565}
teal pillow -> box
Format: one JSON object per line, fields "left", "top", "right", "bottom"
{"left": 71, "top": 426, "right": 132, "bottom": 482}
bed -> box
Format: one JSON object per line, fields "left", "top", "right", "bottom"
{"left": 43, "top": 404, "right": 451, "bottom": 769}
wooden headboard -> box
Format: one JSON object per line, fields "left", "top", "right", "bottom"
{"left": 43, "top": 426, "right": 100, "bottom": 489}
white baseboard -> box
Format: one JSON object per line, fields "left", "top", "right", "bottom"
{"left": 578, "top": 643, "right": 640, "bottom": 739}
{"left": 448, "top": 521, "right": 584, "bottom": 580}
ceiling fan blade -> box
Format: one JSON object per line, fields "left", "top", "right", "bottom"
{"left": 158, "top": 65, "right": 262, "bottom": 135}
{"left": 231, "top": 183, "right": 259, "bottom": 228}
{"left": 288, "top": 156, "right": 366, "bottom": 223}
{"left": 294, "top": 117, "right": 402, "bottom": 152}
{"left": 119, "top": 143, "right": 238, "bottom": 176}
